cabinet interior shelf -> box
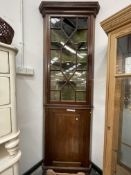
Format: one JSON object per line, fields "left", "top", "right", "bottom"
{"left": 115, "top": 73, "right": 131, "bottom": 77}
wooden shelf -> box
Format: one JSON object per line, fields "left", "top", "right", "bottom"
{"left": 115, "top": 73, "right": 131, "bottom": 77}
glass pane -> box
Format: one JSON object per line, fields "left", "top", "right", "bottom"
{"left": 61, "top": 84, "right": 75, "bottom": 101}
{"left": 63, "top": 41, "right": 87, "bottom": 51}
{"left": 78, "top": 18, "right": 88, "bottom": 29}
{"left": 76, "top": 62, "right": 87, "bottom": 70}
{"left": 117, "top": 34, "right": 131, "bottom": 74}
{"left": 51, "top": 50, "right": 60, "bottom": 70}
{"left": 61, "top": 62, "right": 76, "bottom": 79}
{"left": 115, "top": 77, "right": 131, "bottom": 169}
{"left": 51, "top": 91, "right": 60, "bottom": 101}
{"left": 63, "top": 40, "right": 77, "bottom": 51}
{"left": 61, "top": 47, "right": 76, "bottom": 63}
{"left": 120, "top": 144, "right": 131, "bottom": 169}
{"left": 51, "top": 17, "right": 61, "bottom": 28}
{"left": 71, "top": 71, "right": 87, "bottom": 90}
{"left": 51, "top": 29, "right": 67, "bottom": 44}
{"left": 122, "top": 108, "right": 131, "bottom": 146}
{"left": 62, "top": 17, "right": 76, "bottom": 36}
{"left": 61, "top": 47, "right": 76, "bottom": 78}
{"left": 51, "top": 71, "right": 66, "bottom": 90}
{"left": 76, "top": 91, "right": 86, "bottom": 101}
{"left": 51, "top": 42, "right": 61, "bottom": 49}
{"left": 77, "top": 51, "right": 87, "bottom": 70}
{"left": 71, "top": 30, "right": 87, "bottom": 44}
{"left": 50, "top": 17, "right": 88, "bottom": 103}
{"left": 78, "top": 42, "right": 87, "bottom": 50}
{"left": 77, "top": 51, "right": 87, "bottom": 62}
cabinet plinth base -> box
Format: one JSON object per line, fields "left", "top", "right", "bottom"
{"left": 42, "top": 164, "right": 91, "bottom": 174}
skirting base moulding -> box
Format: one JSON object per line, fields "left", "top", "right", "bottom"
{"left": 0, "top": 42, "right": 21, "bottom": 175}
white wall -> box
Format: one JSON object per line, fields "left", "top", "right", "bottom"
{"left": 0, "top": 0, "right": 43, "bottom": 173}
{"left": 16, "top": 0, "right": 43, "bottom": 173}
{"left": 0, "top": 0, "right": 131, "bottom": 174}
{"left": 92, "top": 0, "right": 131, "bottom": 168}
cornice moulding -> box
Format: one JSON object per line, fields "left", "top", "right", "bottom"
{"left": 101, "top": 4, "right": 131, "bottom": 34}
{"left": 39, "top": 1, "right": 100, "bottom": 17}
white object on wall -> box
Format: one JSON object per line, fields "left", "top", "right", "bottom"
{"left": 0, "top": 42, "right": 21, "bottom": 175}
{"left": 16, "top": 0, "right": 34, "bottom": 76}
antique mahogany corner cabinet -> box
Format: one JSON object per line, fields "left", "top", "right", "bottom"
{"left": 101, "top": 4, "right": 131, "bottom": 175}
{"left": 39, "top": 1, "right": 100, "bottom": 173}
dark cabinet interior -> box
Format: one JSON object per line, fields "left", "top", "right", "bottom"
{"left": 39, "top": 1, "right": 100, "bottom": 173}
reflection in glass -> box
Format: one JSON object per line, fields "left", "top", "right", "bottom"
{"left": 51, "top": 50, "right": 60, "bottom": 70}
{"left": 50, "top": 17, "right": 88, "bottom": 102}
{"left": 78, "top": 18, "right": 88, "bottom": 29}
{"left": 120, "top": 144, "right": 131, "bottom": 169}
{"left": 76, "top": 63, "right": 87, "bottom": 70}
{"left": 115, "top": 78, "right": 131, "bottom": 169}
{"left": 76, "top": 91, "right": 86, "bottom": 101}
{"left": 77, "top": 51, "right": 87, "bottom": 62}
{"left": 61, "top": 84, "right": 75, "bottom": 101}
{"left": 62, "top": 18, "right": 76, "bottom": 36}
{"left": 51, "top": 91, "right": 60, "bottom": 101}
{"left": 51, "top": 42, "right": 61, "bottom": 49}
{"left": 61, "top": 48, "right": 76, "bottom": 63}
{"left": 78, "top": 42, "right": 87, "bottom": 50}
{"left": 117, "top": 34, "right": 131, "bottom": 74}
{"left": 51, "top": 29, "right": 67, "bottom": 44}
{"left": 61, "top": 62, "right": 76, "bottom": 78}
{"left": 71, "top": 30, "right": 87, "bottom": 44}
{"left": 77, "top": 51, "right": 87, "bottom": 70}
{"left": 51, "top": 71, "right": 65, "bottom": 90}
{"left": 62, "top": 41, "right": 87, "bottom": 51}
{"left": 51, "top": 18, "right": 61, "bottom": 28}
{"left": 71, "top": 71, "right": 87, "bottom": 90}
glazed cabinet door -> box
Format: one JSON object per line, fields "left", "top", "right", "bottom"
{"left": 114, "top": 32, "right": 131, "bottom": 175}
{"left": 105, "top": 25, "right": 131, "bottom": 175}
{"left": 44, "top": 108, "right": 91, "bottom": 167}
{"left": 48, "top": 16, "right": 90, "bottom": 104}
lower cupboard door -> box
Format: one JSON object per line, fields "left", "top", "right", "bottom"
{"left": 45, "top": 108, "right": 91, "bottom": 167}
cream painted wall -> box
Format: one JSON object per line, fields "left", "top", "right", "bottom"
{"left": 0, "top": 0, "right": 131, "bottom": 174}
{"left": 92, "top": 0, "right": 131, "bottom": 167}
{"left": 0, "top": 0, "right": 43, "bottom": 173}
{"left": 16, "top": 0, "right": 43, "bottom": 173}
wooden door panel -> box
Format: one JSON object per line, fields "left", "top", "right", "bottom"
{"left": 45, "top": 108, "right": 91, "bottom": 167}
{"left": 47, "top": 110, "right": 80, "bottom": 161}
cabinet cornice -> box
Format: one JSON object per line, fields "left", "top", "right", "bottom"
{"left": 101, "top": 4, "right": 131, "bottom": 34}
{"left": 39, "top": 1, "right": 100, "bottom": 17}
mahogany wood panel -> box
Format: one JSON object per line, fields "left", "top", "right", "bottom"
{"left": 39, "top": 1, "right": 100, "bottom": 17}
{"left": 44, "top": 108, "right": 91, "bottom": 167}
